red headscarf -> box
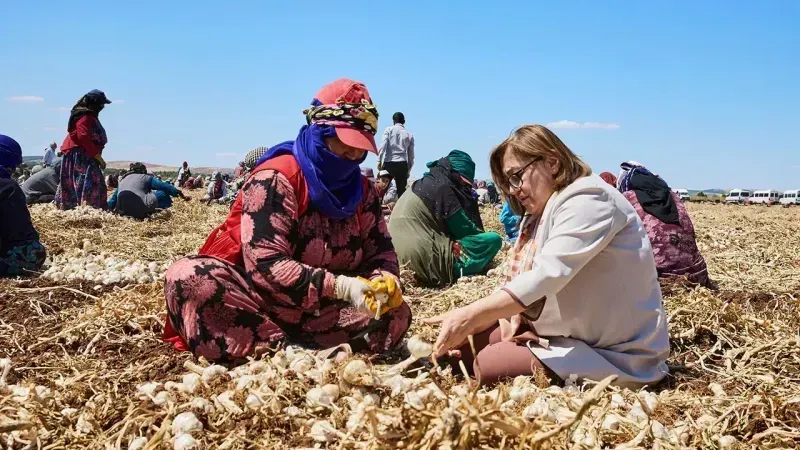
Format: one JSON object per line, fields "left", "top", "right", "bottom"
{"left": 600, "top": 172, "right": 618, "bottom": 188}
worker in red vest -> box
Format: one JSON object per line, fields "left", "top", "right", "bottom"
{"left": 162, "top": 79, "right": 410, "bottom": 362}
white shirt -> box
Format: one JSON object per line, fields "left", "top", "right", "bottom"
{"left": 503, "top": 175, "right": 670, "bottom": 388}
{"left": 43, "top": 147, "right": 55, "bottom": 166}
{"left": 378, "top": 124, "right": 415, "bottom": 168}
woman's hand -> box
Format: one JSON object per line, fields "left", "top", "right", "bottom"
{"left": 423, "top": 304, "right": 492, "bottom": 358}
{"left": 423, "top": 289, "right": 527, "bottom": 358}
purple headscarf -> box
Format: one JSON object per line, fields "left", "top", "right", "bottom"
{"left": 257, "top": 124, "right": 366, "bottom": 219}
{"left": 0, "top": 134, "right": 23, "bottom": 179}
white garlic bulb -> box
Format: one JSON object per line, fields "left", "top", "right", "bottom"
{"left": 173, "top": 433, "right": 198, "bottom": 450}
{"left": 183, "top": 373, "right": 201, "bottom": 393}
{"left": 310, "top": 420, "right": 340, "bottom": 443}
{"left": 128, "top": 436, "right": 148, "bottom": 450}
{"left": 190, "top": 397, "right": 214, "bottom": 415}
{"left": 321, "top": 384, "right": 340, "bottom": 400}
{"left": 709, "top": 383, "right": 726, "bottom": 397}
{"left": 407, "top": 335, "right": 433, "bottom": 359}
{"left": 404, "top": 391, "right": 425, "bottom": 410}
{"left": 602, "top": 413, "right": 621, "bottom": 430}
{"left": 717, "top": 435, "right": 737, "bottom": 449}
{"left": 651, "top": 420, "right": 668, "bottom": 440}
{"left": 246, "top": 393, "right": 264, "bottom": 410}
{"left": 342, "top": 360, "right": 374, "bottom": 386}
{"left": 201, "top": 365, "right": 228, "bottom": 384}
{"left": 172, "top": 412, "right": 203, "bottom": 435}
{"left": 306, "top": 387, "right": 335, "bottom": 409}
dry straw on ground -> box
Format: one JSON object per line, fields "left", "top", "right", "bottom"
{"left": 1, "top": 201, "right": 799, "bottom": 449}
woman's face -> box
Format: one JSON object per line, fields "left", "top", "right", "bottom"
{"left": 502, "top": 149, "right": 559, "bottom": 216}
{"left": 325, "top": 137, "right": 366, "bottom": 161}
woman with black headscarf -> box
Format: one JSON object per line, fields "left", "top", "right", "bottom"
{"left": 617, "top": 162, "right": 710, "bottom": 287}
{"left": 389, "top": 150, "right": 503, "bottom": 286}
{"left": 56, "top": 89, "right": 112, "bottom": 210}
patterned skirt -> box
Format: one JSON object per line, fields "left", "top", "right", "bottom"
{"left": 164, "top": 255, "right": 412, "bottom": 363}
{"left": 55, "top": 150, "right": 107, "bottom": 210}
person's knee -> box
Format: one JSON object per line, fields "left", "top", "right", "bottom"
{"left": 487, "top": 232, "right": 503, "bottom": 254}
{"left": 473, "top": 341, "right": 537, "bottom": 387}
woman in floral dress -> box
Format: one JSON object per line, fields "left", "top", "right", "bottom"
{"left": 163, "top": 79, "right": 411, "bottom": 362}
{"left": 56, "top": 89, "right": 111, "bottom": 210}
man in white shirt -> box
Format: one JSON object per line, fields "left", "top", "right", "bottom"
{"left": 378, "top": 112, "right": 414, "bottom": 197}
{"left": 42, "top": 142, "right": 57, "bottom": 167}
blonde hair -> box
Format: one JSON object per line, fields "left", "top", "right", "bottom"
{"left": 490, "top": 124, "right": 592, "bottom": 216}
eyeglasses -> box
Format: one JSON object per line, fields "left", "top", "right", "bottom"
{"left": 508, "top": 158, "right": 541, "bottom": 189}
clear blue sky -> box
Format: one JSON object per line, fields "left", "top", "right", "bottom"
{"left": 2, "top": 1, "right": 798, "bottom": 189}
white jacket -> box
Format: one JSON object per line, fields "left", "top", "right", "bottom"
{"left": 503, "top": 174, "right": 670, "bottom": 388}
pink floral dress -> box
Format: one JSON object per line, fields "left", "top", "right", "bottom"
{"left": 164, "top": 169, "right": 411, "bottom": 362}
{"left": 624, "top": 191, "right": 710, "bottom": 286}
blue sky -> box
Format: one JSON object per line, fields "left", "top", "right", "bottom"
{"left": 1, "top": 1, "right": 798, "bottom": 189}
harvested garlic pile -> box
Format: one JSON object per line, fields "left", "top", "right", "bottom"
{"left": 30, "top": 204, "right": 117, "bottom": 220}
{"left": 42, "top": 247, "right": 167, "bottom": 284}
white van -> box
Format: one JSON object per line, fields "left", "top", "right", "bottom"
{"left": 673, "top": 189, "right": 690, "bottom": 201}
{"left": 749, "top": 190, "right": 781, "bottom": 205}
{"left": 780, "top": 190, "right": 800, "bottom": 206}
{"left": 725, "top": 189, "right": 751, "bottom": 204}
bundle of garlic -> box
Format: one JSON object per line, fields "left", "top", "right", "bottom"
{"left": 29, "top": 204, "right": 117, "bottom": 220}
{"left": 41, "top": 248, "right": 168, "bottom": 284}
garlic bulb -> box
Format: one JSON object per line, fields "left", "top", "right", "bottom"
{"left": 717, "top": 435, "right": 737, "bottom": 448}
{"left": 310, "top": 420, "right": 340, "bottom": 443}
{"left": 215, "top": 391, "right": 243, "bottom": 414}
{"left": 174, "top": 433, "right": 199, "bottom": 450}
{"left": 152, "top": 391, "right": 171, "bottom": 406}
{"left": 321, "top": 384, "right": 340, "bottom": 400}
{"left": 128, "top": 436, "right": 148, "bottom": 450}
{"left": 191, "top": 397, "right": 214, "bottom": 415}
{"left": 651, "top": 420, "right": 668, "bottom": 440}
{"left": 201, "top": 365, "right": 228, "bottom": 384}
{"left": 183, "top": 373, "right": 201, "bottom": 393}
{"left": 405, "top": 391, "right": 425, "bottom": 410}
{"left": 407, "top": 335, "right": 433, "bottom": 359}
{"left": 342, "top": 360, "right": 374, "bottom": 386}
{"left": 172, "top": 412, "right": 203, "bottom": 435}
{"left": 61, "top": 407, "right": 78, "bottom": 418}
{"left": 306, "top": 387, "right": 335, "bottom": 409}
{"left": 246, "top": 393, "right": 263, "bottom": 410}
{"left": 602, "top": 413, "right": 621, "bottom": 430}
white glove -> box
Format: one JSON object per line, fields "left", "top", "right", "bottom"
{"left": 334, "top": 276, "right": 374, "bottom": 314}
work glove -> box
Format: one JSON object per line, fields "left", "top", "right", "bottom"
{"left": 334, "top": 276, "right": 375, "bottom": 315}
{"left": 95, "top": 155, "right": 107, "bottom": 170}
{"left": 365, "top": 273, "right": 405, "bottom": 317}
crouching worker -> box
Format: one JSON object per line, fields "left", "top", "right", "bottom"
{"left": 0, "top": 135, "right": 47, "bottom": 276}
{"left": 162, "top": 78, "right": 411, "bottom": 362}
{"left": 616, "top": 162, "right": 711, "bottom": 287}
{"left": 22, "top": 157, "right": 62, "bottom": 204}
{"left": 389, "top": 150, "right": 502, "bottom": 286}
{"left": 108, "top": 162, "right": 190, "bottom": 219}
{"left": 425, "top": 125, "right": 669, "bottom": 389}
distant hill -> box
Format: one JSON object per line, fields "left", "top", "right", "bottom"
{"left": 688, "top": 189, "right": 726, "bottom": 195}
{"left": 22, "top": 155, "right": 42, "bottom": 164}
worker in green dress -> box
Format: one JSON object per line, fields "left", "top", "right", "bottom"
{"left": 389, "top": 150, "right": 502, "bottom": 286}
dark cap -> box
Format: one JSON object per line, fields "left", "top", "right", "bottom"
{"left": 87, "top": 89, "right": 112, "bottom": 104}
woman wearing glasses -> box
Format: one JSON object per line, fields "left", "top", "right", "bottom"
{"left": 389, "top": 150, "right": 503, "bottom": 286}
{"left": 425, "top": 125, "right": 669, "bottom": 389}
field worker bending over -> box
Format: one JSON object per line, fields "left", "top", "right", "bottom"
{"left": 424, "top": 125, "right": 669, "bottom": 389}
{"left": 22, "top": 157, "right": 62, "bottom": 204}
{"left": 56, "top": 89, "right": 111, "bottom": 210}
{"left": 616, "top": 161, "right": 711, "bottom": 287}
{"left": 389, "top": 150, "right": 502, "bottom": 286}
{"left": 108, "top": 162, "right": 190, "bottom": 219}
{"left": 163, "top": 78, "right": 411, "bottom": 363}
{"left": 0, "top": 135, "right": 47, "bottom": 276}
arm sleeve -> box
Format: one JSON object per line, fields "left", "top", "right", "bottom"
{"left": 357, "top": 181, "right": 400, "bottom": 279}
{"left": 407, "top": 135, "right": 415, "bottom": 169}
{"left": 150, "top": 177, "right": 181, "bottom": 197}
{"left": 74, "top": 116, "right": 101, "bottom": 158}
{"left": 378, "top": 128, "right": 390, "bottom": 165}
{"left": 107, "top": 188, "right": 119, "bottom": 209}
{"left": 241, "top": 170, "right": 337, "bottom": 312}
{"left": 383, "top": 181, "right": 398, "bottom": 204}
{"left": 445, "top": 209, "right": 483, "bottom": 240}
{"left": 503, "top": 190, "right": 626, "bottom": 306}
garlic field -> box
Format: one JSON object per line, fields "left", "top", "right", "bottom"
{"left": 1, "top": 202, "right": 799, "bottom": 449}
